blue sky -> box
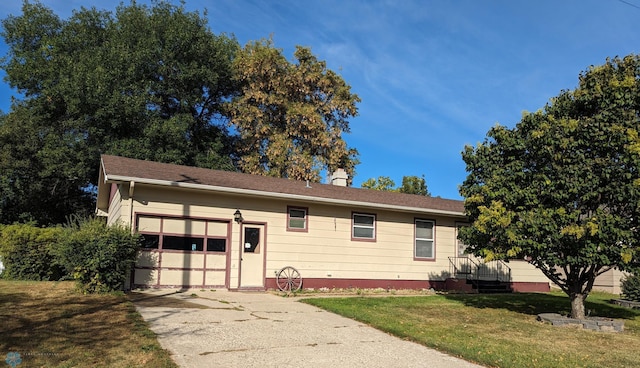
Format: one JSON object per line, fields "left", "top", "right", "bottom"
{"left": 1, "top": 1, "right": 639, "bottom": 199}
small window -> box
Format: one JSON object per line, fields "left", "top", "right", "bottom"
{"left": 244, "top": 227, "right": 260, "bottom": 253}
{"left": 415, "top": 219, "right": 435, "bottom": 259}
{"left": 456, "top": 223, "right": 469, "bottom": 256}
{"left": 287, "top": 207, "right": 308, "bottom": 231}
{"left": 207, "top": 238, "right": 226, "bottom": 252}
{"left": 162, "top": 236, "right": 204, "bottom": 251}
{"left": 140, "top": 234, "right": 159, "bottom": 249}
{"left": 353, "top": 213, "right": 375, "bottom": 240}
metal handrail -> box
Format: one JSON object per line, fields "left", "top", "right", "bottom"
{"left": 448, "top": 256, "right": 480, "bottom": 280}
{"left": 449, "top": 256, "right": 512, "bottom": 282}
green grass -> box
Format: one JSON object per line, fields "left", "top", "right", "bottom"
{"left": 302, "top": 291, "right": 640, "bottom": 368}
{"left": 0, "top": 280, "right": 177, "bottom": 367}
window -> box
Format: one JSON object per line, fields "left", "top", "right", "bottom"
{"left": 353, "top": 213, "right": 375, "bottom": 240}
{"left": 415, "top": 219, "right": 435, "bottom": 259}
{"left": 163, "top": 236, "right": 204, "bottom": 251}
{"left": 207, "top": 238, "right": 226, "bottom": 252}
{"left": 456, "top": 223, "right": 469, "bottom": 256}
{"left": 244, "top": 227, "right": 260, "bottom": 253}
{"left": 287, "top": 207, "right": 308, "bottom": 231}
{"left": 140, "top": 234, "right": 159, "bottom": 249}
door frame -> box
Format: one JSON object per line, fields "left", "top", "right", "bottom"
{"left": 237, "top": 221, "right": 268, "bottom": 290}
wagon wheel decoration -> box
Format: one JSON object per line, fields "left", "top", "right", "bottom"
{"left": 276, "top": 266, "right": 302, "bottom": 292}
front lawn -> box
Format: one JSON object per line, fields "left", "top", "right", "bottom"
{"left": 303, "top": 291, "right": 640, "bottom": 368}
{"left": 0, "top": 280, "right": 176, "bottom": 367}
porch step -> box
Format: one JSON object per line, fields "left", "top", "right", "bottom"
{"left": 468, "top": 279, "right": 512, "bottom": 294}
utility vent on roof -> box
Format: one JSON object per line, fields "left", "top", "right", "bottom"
{"left": 330, "top": 168, "right": 348, "bottom": 186}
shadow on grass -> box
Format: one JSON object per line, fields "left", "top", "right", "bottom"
{"left": 442, "top": 292, "right": 640, "bottom": 320}
{"left": 0, "top": 281, "right": 178, "bottom": 367}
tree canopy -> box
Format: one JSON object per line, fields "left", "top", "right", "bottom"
{"left": 0, "top": 1, "right": 238, "bottom": 224}
{"left": 227, "top": 39, "right": 360, "bottom": 182}
{"left": 459, "top": 54, "right": 640, "bottom": 319}
{"left": 361, "top": 175, "right": 430, "bottom": 196}
{"left": 0, "top": 2, "right": 360, "bottom": 225}
{"left": 361, "top": 176, "right": 396, "bottom": 191}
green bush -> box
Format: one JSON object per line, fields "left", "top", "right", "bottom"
{"left": 621, "top": 273, "right": 640, "bottom": 302}
{"left": 0, "top": 223, "right": 65, "bottom": 280}
{"left": 56, "top": 218, "right": 141, "bottom": 293}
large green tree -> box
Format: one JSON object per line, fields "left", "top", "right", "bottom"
{"left": 459, "top": 55, "right": 640, "bottom": 319}
{"left": 0, "top": 1, "right": 239, "bottom": 224}
{"left": 227, "top": 40, "right": 360, "bottom": 182}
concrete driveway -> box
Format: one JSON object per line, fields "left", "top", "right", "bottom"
{"left": 131, "top": 289, "right": 483, "bottom": 368}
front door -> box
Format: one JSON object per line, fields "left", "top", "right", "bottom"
{"left": 239, "top": 224, "right": 266, "bottom": 288}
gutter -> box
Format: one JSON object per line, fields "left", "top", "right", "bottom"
{"left": 103, "top": 174, "right": 466, "bottom": 218}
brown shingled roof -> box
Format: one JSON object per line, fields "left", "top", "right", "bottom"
{"left": 100, "top": 155, "right": 465, "bottom": 216}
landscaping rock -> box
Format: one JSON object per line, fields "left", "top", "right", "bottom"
{"left": 611, "top": 299, "right": 640, "bottom": 309}
{"left": 537, "top": 313, "right": 624, "bottom": 332}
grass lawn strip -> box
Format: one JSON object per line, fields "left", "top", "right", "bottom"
{"left": 0, "top": 280, "right": 177, "bottom": 368}
{"left": 302, "top": 292, "right": 640, "bottom": 368}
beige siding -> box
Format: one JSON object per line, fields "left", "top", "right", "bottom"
{"left": 594, "top": 269, "right": 627, "bottom": 294}
{"left": 107, "top": 184, "right": 123, "bottom": 226}
{"left": 504, "top": 261, "right": 549, "bottom": 284}
{"left": 117, "top": 183, "right": 550, "bottom": 288}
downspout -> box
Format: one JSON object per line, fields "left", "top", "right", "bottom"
{"left": 128, "top": 181, "right": 135, "bottom": 234}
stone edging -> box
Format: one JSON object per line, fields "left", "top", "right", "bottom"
{"left": 537, "top": 313, "right": 624, "bottom": 332}
{"left": 611, "top": 299, "right": 640, "bottom": 309}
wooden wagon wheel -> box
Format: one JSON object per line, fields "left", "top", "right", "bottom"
{"left": 276, "top": 266, "right": 302, "bottom": 292}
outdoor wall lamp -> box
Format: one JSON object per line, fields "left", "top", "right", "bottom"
{"left": 234, "top": 209, "right": 244, "bottom": 224}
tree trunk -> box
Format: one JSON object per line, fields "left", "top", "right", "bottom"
{"left": 570, "top": 293, "right": 586, "bottom": 319}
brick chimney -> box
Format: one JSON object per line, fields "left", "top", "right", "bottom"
{"left": 330, "top": 168, "right": 348, "bottom": 186}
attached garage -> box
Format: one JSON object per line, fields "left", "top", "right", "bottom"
{"left": 133, "top": 215, "right": 231, "bottom": 288}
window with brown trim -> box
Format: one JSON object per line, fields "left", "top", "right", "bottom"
{"left": 287, "top": 206, "right": 308, "bottom": 231}
{"left": 456, "top": 223, "right": 469, "bottom": 256}
{"left": 352, "top": 213, "right": 376, "bottom": 240}
{"left": 415, "top": 219, "right": 435, "bottom": 259}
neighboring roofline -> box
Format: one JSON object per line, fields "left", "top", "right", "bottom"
{"left": 103, "top": 173, "right": 467, "bottom": 218}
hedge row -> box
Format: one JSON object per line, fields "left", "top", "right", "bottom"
{"left": 0, "top": 218, "right": 141, "bottom": 293}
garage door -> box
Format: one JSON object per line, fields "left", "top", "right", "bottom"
{"left": 133, "top": 215, "right": 231, "bottom": 288}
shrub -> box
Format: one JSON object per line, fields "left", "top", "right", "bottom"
{"left": 56, "top": 217, "right": 141, "bottom": 293}
{"left": 0, "top": 223, "right": 65, "bottom": 280}
{"left": 621, "top": 273, "right": 640, "bottom": 302}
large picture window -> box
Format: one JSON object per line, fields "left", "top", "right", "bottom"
{"left": 415, "top": 219, "right": 435, "bottom": 260}
{"left": 287, "top": 206, "right": 308, "bottom": 231}
{"left": 352, "top": 213, "right": 376, "bottom": 240}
